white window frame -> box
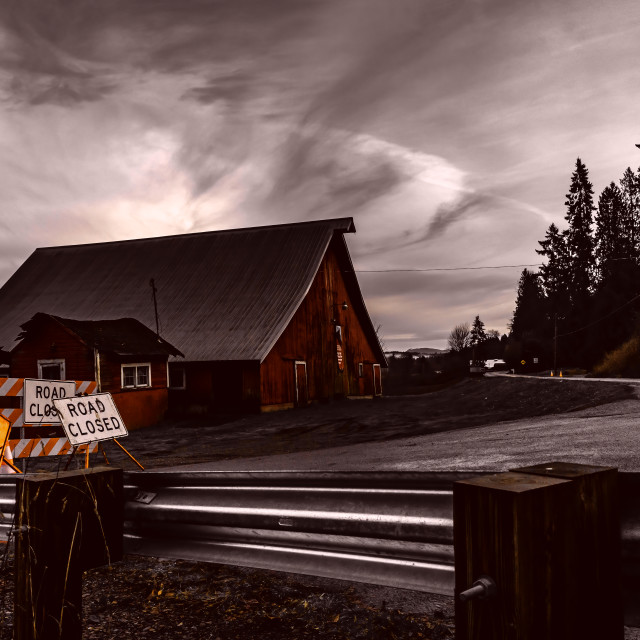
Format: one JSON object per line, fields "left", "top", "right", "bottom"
{"left": 37, "top": 358, "right": 66, "bottom": 380}
{"left": 121, "top": 363, "right": 152, "bottom": 389}
{"left": 168, "top": 363, "right": 186, "bottom": 390}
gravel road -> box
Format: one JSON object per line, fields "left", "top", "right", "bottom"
{"left": 173, "top": 378, "right": 640, "bottom": 473}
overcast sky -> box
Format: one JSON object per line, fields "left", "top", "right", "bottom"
{"left": 1, "top": 0, "right": 640, "bottom": 350}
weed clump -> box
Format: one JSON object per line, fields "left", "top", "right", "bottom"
{"left": 593, "top": 335, "right": 640, "bottom": 378}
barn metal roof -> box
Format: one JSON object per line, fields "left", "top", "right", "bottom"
{"left": 0, "top": 218, "right": 383, "bottom": 363}
{"left": 17, "top": 313, "right": 184, "bottom": 358}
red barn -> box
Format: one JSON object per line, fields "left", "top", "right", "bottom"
{"left": 0, "top": 218, "right": 385, "bottom": 414}
{"left": 11, "top": 314, "right": 183, "bottom": 429}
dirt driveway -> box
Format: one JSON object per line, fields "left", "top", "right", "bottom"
{"left": 187, "top": 377, "right": 640, "bottom": 473}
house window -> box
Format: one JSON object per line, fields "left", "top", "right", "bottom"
{"left": 38, "top": 359, "right": 66, "bottom": 380}
{"left": 121, "top": 363, "right": 151, "bottom": 389}
{"left": 169, "top": 364, "right": 186, "bottom": 389}
{"left": 358, "top": 362, "right": 364, "bottom": 378}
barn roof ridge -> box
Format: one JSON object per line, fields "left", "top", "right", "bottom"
{"left": 34, "top": 217, "right": 355, "bottom": 253}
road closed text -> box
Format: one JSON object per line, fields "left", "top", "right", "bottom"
{"left": 53, "top": 393, "right": 128, "bottom": 445}
{"left": 23, "top": 379, "right": 77, "bottom": 425}
{"left": 65, "top": 398, "right": 121, "bottom": 437}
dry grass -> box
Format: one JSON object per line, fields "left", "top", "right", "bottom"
{"left": 593, "top": 336, "right": 640, "bottom": 378}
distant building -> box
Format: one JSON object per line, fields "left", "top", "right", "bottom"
{"left": 0, "top": 218, "right": 385, "bottom": 415}
{"left": 11, "top": 313, "right": 183, "bottom": 429}
{"left": 384, "top": 351, "right": 422, "bottom": 360}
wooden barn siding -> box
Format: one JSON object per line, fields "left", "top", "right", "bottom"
{"left": 11, "top": 321, "right": 95, "bottom": 381}
{"left": 260, "top": 241, "right": 378, "bottom": 406}
{"left": 98, "top": 352, "right": 168, "bottom": 393}
{"left": 169, "top": 361, "right": 260, "bottom": 414}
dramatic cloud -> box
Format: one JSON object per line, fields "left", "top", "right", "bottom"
{"left": 1, "top": 0, "right": 639, "bottom": 349}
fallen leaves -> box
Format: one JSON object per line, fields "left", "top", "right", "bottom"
{"left": 5, "top": 544, "right": 463, "bottom": 640}
{"left": 52, "top": 555, "right": 455, "bottom": 640}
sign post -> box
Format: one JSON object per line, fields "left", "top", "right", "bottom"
{"left": 14, "top": 467, "right": 123, "bottom": 640}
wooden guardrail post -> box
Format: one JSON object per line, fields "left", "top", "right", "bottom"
{"left": 454, "top": 462, "right": 622, "bottom": 639}
{"left": 14, "top": 466, "right": 123, "bottom": 640}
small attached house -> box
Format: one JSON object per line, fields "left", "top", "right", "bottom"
{"left": 11, "top": 314, "right": 183, "bottom": 429}
{"left": 0, "top": 217, "right": 386, "bottom": 415}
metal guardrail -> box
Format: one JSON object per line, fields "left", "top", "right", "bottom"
{"left": 0, "top": 470, "right": 639, "bottom": 625}
{"left": 123, "top": 471, "right": 481, "bottom": 597}
{"left": 0, "top": 477, "right": 16, "bottom": 540}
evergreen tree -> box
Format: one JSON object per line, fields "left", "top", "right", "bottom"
{"left": 469, "top": 315, "right": 486, "bottom": 346}
{"left": 510, "top": 269, "right": 546, "bottom": 341}
{"left": 509, "top": 269, "right": 548, "bottom": 370}
{"left": 525, "top": 159, "right": 640, "bottom": 370}
{"left": 588, "top": 179, "right": 640, "bottom": 364}
{"left": 595, "top": 182, "right": 626, "bottom": 284}
{"left": 469, "top": 315, "right": 486, "bottom": 365}
{"left": 536, "top": 222, "right": 570, "bottom": 318}
{"left": 564, "top": 158, "right": 596, "bottom": 310}
{"left": 619, "top": 166, "right": 640, "bottom": 259}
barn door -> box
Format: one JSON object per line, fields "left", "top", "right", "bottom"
{"left": 373, "top": 364, "right": 382, "bottom": 396}
{"left": 295, "top": 361, "right": 308, "bottom": 406}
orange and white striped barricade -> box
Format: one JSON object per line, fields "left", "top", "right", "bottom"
{"left": 0, "top": 378, "right": 99, "bottom": 459}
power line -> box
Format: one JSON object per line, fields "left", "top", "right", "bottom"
{"left": 557, "top": 292, "right": 640, "bottom": 338}
{"left": 355, "top": 264, "right": 543, "bottom": 273}
{"left": 356, "top": 257, "right": 640, "bottom": 273}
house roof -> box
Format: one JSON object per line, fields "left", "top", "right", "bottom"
{"left": 0, "top": 218, "right": 384, "bottom": 363}
{"left": 16, "top": 313, "right": 184, "bottom": 358}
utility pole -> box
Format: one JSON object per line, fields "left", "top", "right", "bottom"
{"left": 553, "top": 313, "right": 558, "bottom": 375}
{"left": 150, "top": 278, "right": 160, "bottom": 336}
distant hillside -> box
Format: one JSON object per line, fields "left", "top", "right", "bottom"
{"left": 384, "top": 347, "right": 448, "bottom": 358}
{"left": 406, "top": 347, "right": 448, "bottom": 355}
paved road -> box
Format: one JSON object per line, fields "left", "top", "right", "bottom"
{"left": 165, "top": 377, "right": 640, "bottom": 638}
{"left": 159, "top": 377, "right": 640, "bottom": 638}
{"left": 174, "top": 377, "right": 640, "bottom": 473}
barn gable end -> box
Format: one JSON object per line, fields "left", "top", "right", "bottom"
{"left": 260, "top": 235, "right": 384, "bottom": 410}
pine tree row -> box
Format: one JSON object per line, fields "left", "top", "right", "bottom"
{"left": 510, "top": 158, "right": 640, "bottom": 370}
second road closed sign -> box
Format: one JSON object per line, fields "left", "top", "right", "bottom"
{"left": 53, "top": 393, "right": 128, "bottom": 446}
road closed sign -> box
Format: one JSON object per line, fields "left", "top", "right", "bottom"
{"left": 53, "top": 393, "right": 128, "bottom": 446}
{"left": 23, "top": 379, "right": 77, "bottom": 425}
